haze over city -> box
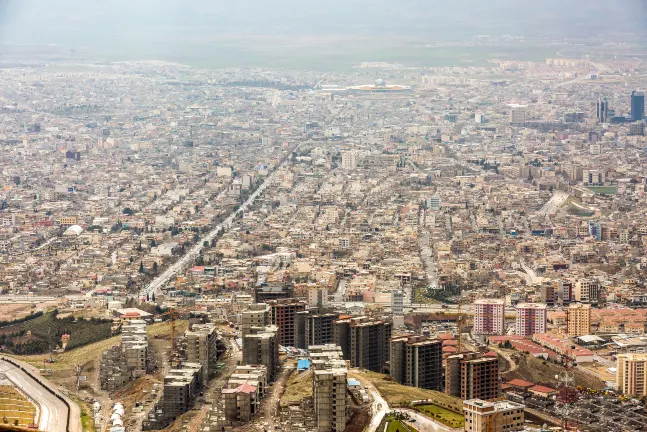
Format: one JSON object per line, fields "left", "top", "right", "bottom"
{"left": 0, "top": 2, "right": 646, "bottom": 432}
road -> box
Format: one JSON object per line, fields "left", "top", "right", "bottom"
{"left": 520, "top": 262, "right": 541, "bottom": 285}
{"left": 333, "top": 278, "right": 348, "bottom": 303}
{"left": 537, "top": 191, "right": 569, "bottom": 216}
{"left": 0, "top": 359, "right": 77, "bottom": 432}
{"left": 394, "top": 408, "right": 461, "bottom": 432}
{"left": 363, "top": 378, "right": 389, "bottom": 432}
{"left": 139, "top": 144, "right": 300, "bottom": 300}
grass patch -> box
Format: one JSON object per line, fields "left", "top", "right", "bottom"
{"left": 387, "top": 419, "right": 414, "bottom": 432}
{"left": 280, "top": 368, "right": 312, "bottom": 407}
{"left": 384, "top": 414, "right": 419, "bottom": 432}
{"left": 17, "top": 335, "right": 121, "bottom": 371}
{"left": 147, "top": 320, "right": 189, "bottom": 339}
{"left": 70, "top": 395, "right": 96, "bottom": 432}
{"left": 414, "top": 404, "right": 464, "bottom": 428}
{"left": 350, "top": 370, "right": 462, "bottom": 412}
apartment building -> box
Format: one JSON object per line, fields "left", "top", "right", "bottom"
{"left": 100, "top": 319, "right": 148, "bottom": 391}
{"left": 308, "top": 287, "right": 330, "bottom": 309}
{"left": 185, "top": 323, "right": 219, "bottom": 381}
{"left": 311, "top": 345, "right": 348, "bottom": 432}
{"left": 161, "top": 363, "right": 203, "bottom": 422}
{"left": 463, "top": 399, "right": 525, "bottom": 432}
{"left": 296, "top": 311, "right": 339, "bottom": 349}
{"left": 222, "top": 365, "right": 268, "bottom": 423}
{"left": 268, "top": 298, "right": 307, "bottom": 347}
{"left": 574, "top": 278, "right": 601, "bottom": 304}
{"left": 567, "top": 303, "right": 592, "bottom": 337}
{"left": 446, "top": 352, "right": 500, "bottom": 401}
{"left": 242, "top": 325, "right": 279, "bottom": 380}
{"left": 515, "top": 303, "right": 547, "bottom": 337}
{"left": 334, "top": 316, "right": 392, "bottom": 373}
{"left": 241, "top": 303, "right": 270, "bottom": 337}
{"left": 474, "top": 299, "right": 506, "bottom": 335}
{"left": 313, "top": 366, "right": 348, "bottom": 432}
{"left": 509, "top": 108, "right": 526, "bottom": 124}
{"left": 556, "top": 280, "right": 573, "bottom": 305}
{"left": 254, "top": 284, "right": 294, "bottom": 303}
{"left": 617, "top": 353, "right": 647, "bottom": 397}
{"left": 390, "top": 335, "right": 443, "bottom": 390}
{"left": 341, "top": 151, "right": 358, "bottom": 170}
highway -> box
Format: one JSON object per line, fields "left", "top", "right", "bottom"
{"left": 139, "top": 144, "right": 300, "bottom": 300}
{"left": 537, "top": 190, "right": 569, "bottom": 216}
{"left": 0, "top": 359, "right": 72, "bottom": 432}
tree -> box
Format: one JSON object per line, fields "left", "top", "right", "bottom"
{"left": 151, "top": 292, "right": 156, "bottom": 302}
{"left": 122, "top": 207, "right": 134, "bottom": 216}
{"left": 139, "top": 261, "right": 144, "bottom": 273}
{"left": 137, "top": 241, "right": 142, "bottom": 252}
{"left": 129, "top": 256, "right": 134, "bottom": 263}
{"left": 153, "top": 262, "right": 158, "bottom": 274}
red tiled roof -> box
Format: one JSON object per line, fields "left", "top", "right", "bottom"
{"left": 506, "top": 379, "right": 534, "bottom": 388}
{"left": 530, "top": 385, "right": 556, "bottom": 394}
{"left": 123, "top": 311, "right": 141, "bottom": 317}
{"left": 238, "top": 383, "right": 257, "bottom": 394}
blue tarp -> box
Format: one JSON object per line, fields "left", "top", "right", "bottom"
{"left": 347, "top": 378, "right": 361, "bottom": 387}
{"left": 297, "top": 359, "right": 311, "bottom": 371}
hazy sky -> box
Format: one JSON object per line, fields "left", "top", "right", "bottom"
{"left": 1, "top": 0, "right": 646, "bottom": 70}
{"left": 1, "top": 0, "right": 647, "bottom": 46}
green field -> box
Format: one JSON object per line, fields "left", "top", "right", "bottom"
{"left": 585, "top": 185, "right": 617, "bottom": 196}
{"left": 414, "top": 404, "right": 465, "bottom": 428}
{"left": 387, "top": 420, "right": 413, "bottom": 432}
{"left": 385, "top": 414, "right": 419, "bottom": 432}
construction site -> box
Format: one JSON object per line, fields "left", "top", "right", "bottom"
{"left": 141, "top": 311, "right": 226, "bottom": 430}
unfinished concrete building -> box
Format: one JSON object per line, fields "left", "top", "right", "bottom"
{"left": 296, "top": 311, "right": 339, "bottom": 349}
{"left": 334, "top": 316, "right": 391, "bottom": 373}
{"left": 445, "top": 352, "right": 500, "bottom": 401}
{"left": 162, "top": 363, "right": 203, "bottom": 420}
{"left": 241, "top": 303, "right": 270, "bottom": 337}
{"left": 311, "top": 345, "right": 348, "bottom": 432}
{"left": 242, "top": 325, "right": 279, "bottom": 380}
{"left": 143, "top": 363, "right": 203, "bottom": 430}
{"left": 268, "top": 298, "right": 307, "bottom": 347}
{"left": 390, "top": 335, "right": 443, "bottom": 391}
{"left": 100, "top": 319, "right": 148, "bottom": 391}
{"left": 222, "top": 365, "right": 269, "bottom": 423}
{"left": 255, "top": 284, "right": 294, "bottom": 303}
{"left": 185, "top": 323, "right": 219, "bottom": 382}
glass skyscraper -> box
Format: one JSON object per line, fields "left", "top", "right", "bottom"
{"left": 632, "top": 91, "right": 645, "bottom": 121}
